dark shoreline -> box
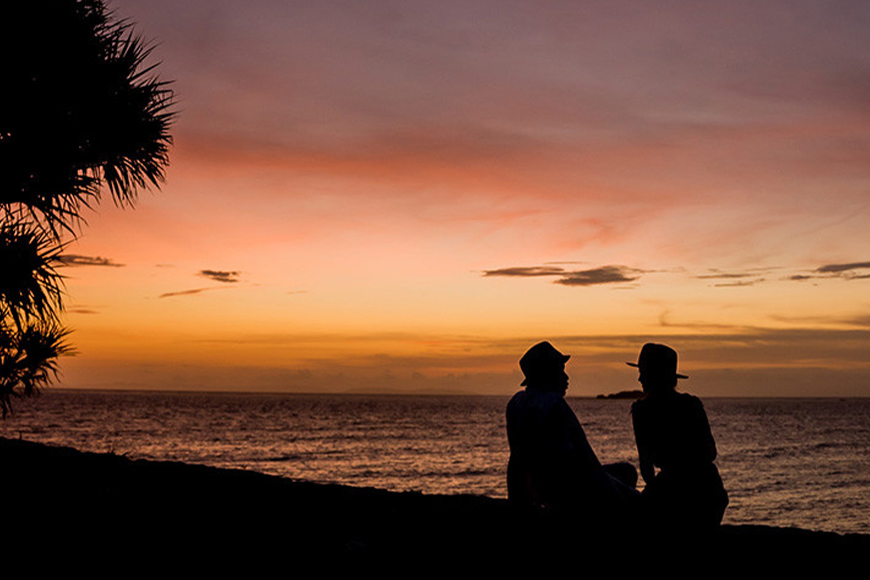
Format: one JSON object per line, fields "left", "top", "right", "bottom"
{"left": 2, "top": 437, "right": 866, "bottom": 570}
{"left": 27, "top": 387, "right": 870, "bottom": 398}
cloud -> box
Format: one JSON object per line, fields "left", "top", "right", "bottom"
{"left": 842, "top": 315, "right": 870, "bottom": 328}
{"left": 160, "top": 270, "right": 243, "bottom": 298}
{"left": 696, "top": 268, "right": 777, "bottom": 287}
{"left": 159, "top": 288, "right": 213, "bottom": 299}
{"left": 816, "top": 261, "right": 870, "bottom": 274}
{"left": 486, "top": 261, "right": 870, "bottom": 289}
{"left": 658, "top": 310, "right": 752, "bottom": 332}
{"left": 697, "top": 263, "right": 870, "bottom": 284}
{"left": 712, "top": 279, "right": 765, "bottom": 287}
{"left": 555, "top": 266, "right": 642, "bottom": 286}
{"left": 59, "top": 254, "right": 124, "bottom": 267}
{"left": 794, "top": 261, "right": 870, "bottom": 281}
{"left": 483, "top": 264, "right": 642, "bottom": 286}
{"left": 696, "top": 270, "right": 761, "bottom": 280}
{"left": 482, "top": 266, "right": 568, "bottom": 277}
{"left": 199, "top": 270, "right": 241, "bottom": 283}
{"left": 770, "top": 313, "right": 870, "bottom": 329}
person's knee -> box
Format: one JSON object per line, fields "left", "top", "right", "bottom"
{"left": 605, "top": 462, "right": 638, "bottom": 489}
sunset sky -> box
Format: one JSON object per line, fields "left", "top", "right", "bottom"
{"left": 57, "top": 0, "right": 870, "bottom": 397}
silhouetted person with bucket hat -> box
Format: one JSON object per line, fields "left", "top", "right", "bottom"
{"left": 506, "top": 341, "right": 639, "bottom": 525}
{"left": 628, "top": 343, "right": 728, "bottom": 531}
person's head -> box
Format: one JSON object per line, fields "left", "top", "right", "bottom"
{"left": 626, "top": 343, "right": 688, "bottom": 395}
{"left": 519, "top": 341, "right": 570, "bottom": 393}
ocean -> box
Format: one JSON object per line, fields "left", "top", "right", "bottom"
{"left": 2, "top": 391, "right": 868, "bottom": 535}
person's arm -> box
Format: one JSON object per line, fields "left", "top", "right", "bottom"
{"left": 632, "top": 404, "right": 656, "bottom": 485}
{"left": 558, "top": 399, "right": 601, "bottom": 472}
{"left": 693, "top": 398, "right": 718, "bottom": 462}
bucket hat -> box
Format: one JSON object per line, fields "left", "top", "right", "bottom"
{"left": 520, "top": 341, "right": 570, "bottom": 386}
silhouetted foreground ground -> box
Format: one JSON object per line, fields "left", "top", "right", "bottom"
{"left": 1, "top": 437, "right": 866, "bottom": 572}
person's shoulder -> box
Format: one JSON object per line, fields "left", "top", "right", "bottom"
{"left": 507, "top": 388, "right": 564, "bottom": 411}
{"left": 631, "top": 396, "right": 649, "bottom": 413}
{"left": 677, "top": 391, "right": 703, "bottom": 404}
{"left": 675, "top": 392, "right": 707, "bottom": 412}
{"left": 506, "top": 389, "right": 526, "bottom": 409}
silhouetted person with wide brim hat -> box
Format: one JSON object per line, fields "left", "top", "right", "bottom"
{"left": 628, "top": 343, "right": 728, "bottom": 533}
{"left": 626, "top": 342, "right": 689, "bottom": 385}
{"left": 506, "top": 341, "right": 639, "bottom": 527}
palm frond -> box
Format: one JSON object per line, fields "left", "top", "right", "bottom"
{"left": 16, "top": 322, "right": 75, "bottom": 395}
{"left": 0, "top": 224, "right": 66, "bottom": 329}
{"left": 0, "top": 0, "right": 175, "bottom": 237}
{"left": 0, "top": 314, "right": 73, "bottom": 418}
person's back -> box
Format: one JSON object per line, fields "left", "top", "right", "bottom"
{"left": 631, "top": 391, "right": 716, "bottom": 472}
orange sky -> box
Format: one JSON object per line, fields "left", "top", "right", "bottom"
{"left": 56, "top": 0, "right": 870, "bottom": 396}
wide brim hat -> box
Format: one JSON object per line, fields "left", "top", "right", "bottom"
{"left": 626, "top": 342, "right": 688, "bottom": 379}
{"left": 520, "top": 341, "right": 570, "bottom": 386}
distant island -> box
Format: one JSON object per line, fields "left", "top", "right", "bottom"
{"left": 596, "top": 389, "right": 644, "bottom": 400}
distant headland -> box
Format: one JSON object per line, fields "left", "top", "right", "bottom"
{"left": 596, "top": 389, "right": 644, "bottom": 400}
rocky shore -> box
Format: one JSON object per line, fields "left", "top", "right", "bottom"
{"left": 1, "top": 437, "right": 866, "bottom": 572}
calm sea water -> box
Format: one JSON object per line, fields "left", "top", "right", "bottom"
{"left": 2, "top": 391, "right": 868, "bottom": 535}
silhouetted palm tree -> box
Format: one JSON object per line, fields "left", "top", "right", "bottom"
{"left": 1, "top": 0, "right": 174, "bottom": 233}
{"left": 0, "top": 0, "right": 174, "bottom": 413}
